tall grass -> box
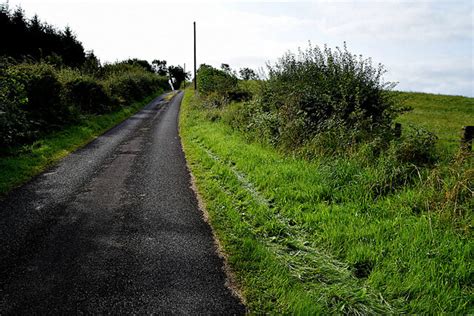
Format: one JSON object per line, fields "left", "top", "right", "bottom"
{"left": 180, "top": 89, "right": 473, "bottom": 313}
{"left": 181, "top": 42, "right": 473, "bottom": 313}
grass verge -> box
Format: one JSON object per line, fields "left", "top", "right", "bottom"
{"left": 180, "top": 89, "right": 473, "bottom": 314}
{"left": 0, "top": 89, "right": 166, "bottom": 196}
{"left": 396, "top": 92, "right": 474, "bottom": 155}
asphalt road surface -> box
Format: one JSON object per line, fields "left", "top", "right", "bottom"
{"left": 0, "top": 92, "right": 246, "bottom": 314}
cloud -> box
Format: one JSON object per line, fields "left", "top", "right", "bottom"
{"left": 390, "top": 57, "right": 474, "bottom": 96}
{"left": 305, "top": 1, "right": 472, "bottom": 42}
{"left": 229, "top": 1, "right": 473, "bottom": 96}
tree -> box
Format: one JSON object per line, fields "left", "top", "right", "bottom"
{"left": 61, "top": 26, "right": 86, "bottom": 67}
{"left": 29, "top": 14, "right": 42, "bottom": 33}
{"left": 0, "top": 5, "right": 86, "bottom": 67}
{"left": 239, "top": 67, "right": 258, "bottom": 80}
{"left": 27, "top": 15, "right": 43, "bottom": 57}
{"left": 168, "top": 65, "right": 189, "bottom": 89}
{"left": 124, "top": 58, "right": 153, "bottom": 73}
{"left": 0, "top": 4, "right": 13, "bottom": 57}
{"left": 82, "top": 50, "right": 101, "bottom": 76}
{"left": 11, "top": 7, "right": 26, "bottom": 29}
{"left": 152, "top": 59, "right": 168, "bottom": 76}
{"left": 11, "top": 7, "right": 28, "bottom": 56}
{"left": 221, "top": 63, "right": 232, "bottom": 74}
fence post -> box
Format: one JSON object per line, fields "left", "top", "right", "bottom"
{"left": 461, "top": 126, "right": 473, "bottom": 152}
{"left": 394, "top": 123, "right": 402, "bottom": 138}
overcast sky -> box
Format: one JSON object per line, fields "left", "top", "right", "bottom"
{"left": 6, "top": 0, "right": 474, "bottom": 97}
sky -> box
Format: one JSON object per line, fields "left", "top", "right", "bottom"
{"left": 5, "top": 0, "right": 474, "bottom": 97}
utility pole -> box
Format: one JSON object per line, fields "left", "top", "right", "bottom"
{"left": 193, "top": 21, "right": 197, "bottom": 92}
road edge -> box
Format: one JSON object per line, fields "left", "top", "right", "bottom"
{"left": 176, "top": 90, "right": 247, "bottom": 310}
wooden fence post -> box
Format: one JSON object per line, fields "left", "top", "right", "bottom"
{"left": 461, "top": 126, "right": 473, "bottom": 152}
{"left": 394, "top": 123, "right": 402, "bottom": 138}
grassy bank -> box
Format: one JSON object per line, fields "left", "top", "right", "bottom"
{"left": 0, "top": 90, "right": 166, "bottom": 196}
{"left": 180, "top": 89, "right": 473, "bottom": 313}
{"left": 397, "top": 92, "right": 474, "bottom": 155}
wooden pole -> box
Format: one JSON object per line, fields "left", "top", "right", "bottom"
{"left": 394, "top": 123, "right": 402, "bottom": 138}
{"left": 461, "top": 126, "right": 473, "bottom": 152}
{"left": 193, "top": 21, "right": 197, "bottom": 92}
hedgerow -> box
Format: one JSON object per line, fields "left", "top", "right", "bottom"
{"left": 0, "top": 61, "right": 168, "bottom": 147}
{"left": 0, "top": 5, "right": 171, "bottom": 148}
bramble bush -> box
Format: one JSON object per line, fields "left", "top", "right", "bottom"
{"left": 389, "top": 125, "right": 438, "bottom": 165}
{"left": 13, "top": 63, "right": 70, "bottom": 130}
{"left": 64, "top": 77, "right": 112, "bottom": 114}
{"left": 102, "top": 64, "right": 167, "bottom": 105}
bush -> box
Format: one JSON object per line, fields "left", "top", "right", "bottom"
{"left": 102, "top": 64, "right": 167, "bottom": 105}
{"left": 194, "top": 44, "right": 442, "bottom": 167}
{"left": 196, "top": 64, "right": 255, "bottom": 108}
{"left": 1, "top": 60, "right": 168, "bottom": 147}
{"left": 64, "top": 77, "right": 112, "bottom": 114}
{"left": 0, "top": 65, "right": 31, "bottom": 147}
{"left": 12, "top": 63, "right": 70, "bottom": 130}
{"left": 197, "top": 64, "right": 238, "bottom": 104}
{"left": 257, "top": 43, "right": 401, "bottom": 149}
{"left": 389, "top": 125, "right": 438, "bottom": 165}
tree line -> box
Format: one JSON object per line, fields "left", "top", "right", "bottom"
{"left": 0, "top": 3, "right": 188, "bottom": 147}
{"left": 0, "top": 3, "right": 85, "bottom": 67}
{"left": 0, "top": 3, "right": 188, "bottom": 85}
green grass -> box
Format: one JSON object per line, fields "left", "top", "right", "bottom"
{"left": 180, "top": 89, "right": 473, "bottom": 314}
{"left": 0, "top": 89, "right": 166, "bottom": 196}
{"left": 396, "top": 92, "right": 474, "bottom": 155}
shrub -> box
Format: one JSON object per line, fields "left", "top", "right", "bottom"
{"left": 12, "top": 63, "right": 70, "bottom": 130}
{"left": 258, "top": 43, "right": 401, "bottom": 149}
{"left": 197, "top": 64, "right": 238, "bottom": 103}
{"left": 389, "top": 125, "right": 438, "bottom": 165}
{"left": 1, "top": 61, "right": 168, "bottom": 147}
{"left": 0, "top": 65, "right": 31, "bottom": 147}
{"left": 102, "top": 63, "right": 168, "bottom": 104}
{"left": 196, "top": 64, "right": 255, "bottom": 108}
{"left": 64, "top": 77, "right": 112, "bottom": 114}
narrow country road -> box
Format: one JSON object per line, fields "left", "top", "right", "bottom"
{"left": 0, "top": 92, "right": 245, "bottom": 314}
